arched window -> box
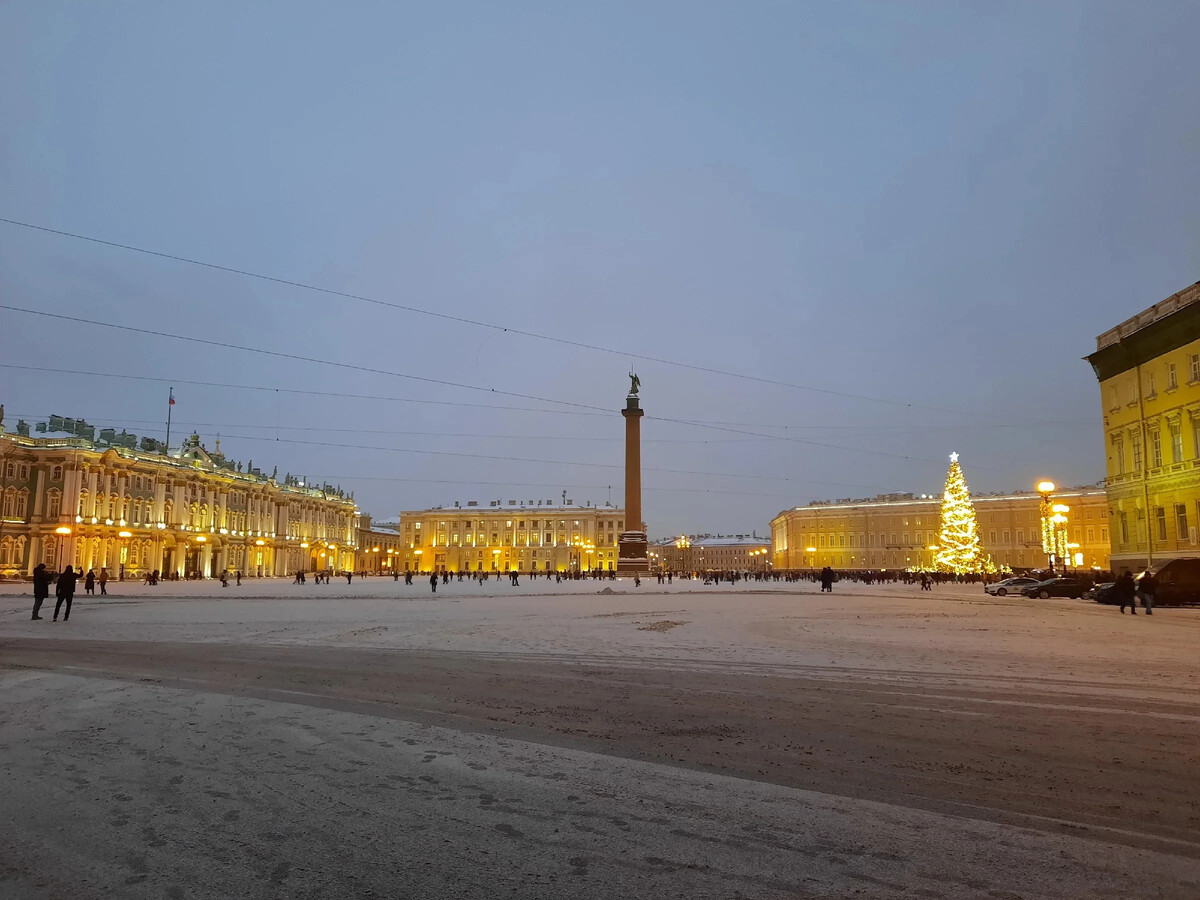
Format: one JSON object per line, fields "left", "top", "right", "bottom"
{"left": 1, "top": 538, "right": 12, "bottom": 566}
{"left": 2, "top": 489, "right": 15, "bottom": 518}
{"left": 4, "top": 463, "right": 13, "bottom": 479}
{"left": 42, "top": 537, "right": 56, "bottom": 564}
{"left": 78, "top": 490, "right": 90, "bottom": 517}
{"left": 129, "top": 543, "right": 140, "bottom": 567}
{"left": 51, "top": 465, "right": 63, "bottom": 481}
{"left": 15, "top": 489, "right": 28, "bottom": 518}
{"left": 46, "top": 490, "right": 62, "bottom": 520}
{"left": 164, "top": 499, "right": 174, "bottom": 525}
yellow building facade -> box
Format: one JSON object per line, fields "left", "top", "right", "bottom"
{"left": 0, "top": 418, "right": 359, "bottom": 578}
{"left": 770, "top": 488, "right": 1111, "bottom": 572}
{"left": 397, "top": 502, "right": 624, "bottom": 572}
{"left": 651, "top": 535, "right": 771, "bottom": 573}
{"left": 1086, "top": 280, "right": 1200, "bottom": 571}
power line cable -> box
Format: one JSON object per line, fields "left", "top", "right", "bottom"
{"left": 1, "top": 305, "right": 608, "bottom": 414}
{"left": 1, "top": 354, "right": 1054, "bottom": 472}
{"left": 1, "top": 364, "right": 1095, "bottom": 430}
{"left": 0, "top": 215, "right": 978, "bottom": 415}
{"left": 225, "top": 433, "right": 869, "bottom": 487}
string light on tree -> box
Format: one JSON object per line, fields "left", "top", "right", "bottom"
{"left": 936, "top": 452, "right": 984, "bottom": 574}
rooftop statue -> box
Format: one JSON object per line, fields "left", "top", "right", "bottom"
{"left": 628, "top": 371, "right": 640, "bottom": 396}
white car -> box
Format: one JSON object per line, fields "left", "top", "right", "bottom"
{"left": 984, "top": 576, "right": 1041, "bottom": 597}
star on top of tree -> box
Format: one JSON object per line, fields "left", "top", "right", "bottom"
{"left": 949, "top": 451, "right": 959, "bottom": 463}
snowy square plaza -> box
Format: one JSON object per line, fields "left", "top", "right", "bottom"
{"left": 3, "top": 578, "right": 1199, "bottom": 898}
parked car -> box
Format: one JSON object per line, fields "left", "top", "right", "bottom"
{"left": 985, "top": 576, "right": 1041, "bottom": 597}
{"left": 1145, "top": 558, "right": 1200, "bottom": 606}
{"left": 1022, "top": 577, "right": 1092, "bottom": 599}
{"left": 1085, "top": 582, "right": 1117, "bottom": 604}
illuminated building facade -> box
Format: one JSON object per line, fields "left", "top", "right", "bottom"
{"left": 0, "top": 417, "right": 358, "bottom": 578}
{"left": 770, "top": 488, "right": 1111, "bottom": 572}
{"left": 397, "top": 501, "right": 624, "bottom": 572}
{"left": 651, "top": 534, "right": 770, "bottom": 573}
{"left": 1086, "top": 280, "right": 1200, "bottom": 571}
{"left": 355, "top": 516, "right": 404, "bottom": 573}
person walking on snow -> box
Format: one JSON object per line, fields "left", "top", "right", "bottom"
{"left": 54, "top": 565, "right": 79, "bottom": 621}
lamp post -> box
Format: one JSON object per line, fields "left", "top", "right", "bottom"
{"left": 119, "top": 530, "right": 132, "bottom": 581}
{"left": 1036, "top": 480, "right": 1056, "bottom": 573}
{"left": 1052, "top": 504, "right": 1070, "bottom": 574}
{"left": 372, "top": 546, "right": 380, "bottom": 574}
{"left": 55, "top": 525, "right": 72, "bottom": 571}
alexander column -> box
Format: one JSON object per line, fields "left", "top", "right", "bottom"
{"left": 617, "top": 372, "right": 650, "bottom": 575}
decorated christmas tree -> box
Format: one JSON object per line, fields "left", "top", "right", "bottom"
{"left": 935, "top": 452, "right": 983, "bottom": 574}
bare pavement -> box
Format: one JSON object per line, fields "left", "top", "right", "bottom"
{"left": 2, "top": 578, "right": 1199, "bottom": 898}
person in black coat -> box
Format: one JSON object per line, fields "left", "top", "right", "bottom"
{"left": 429, "top": 572, "right": 438, "bottom": 593}
{"left": 54, "top": 565, "right": 79, "bottom": 621}
{"left": 1116, "top": 570, "right": 1137, "bottom": 614}
{"left": 32, "top": 563, "right": 50, "bottom": 620}
{"left": 820, "top": 566, "right": 835, "bottom": 592}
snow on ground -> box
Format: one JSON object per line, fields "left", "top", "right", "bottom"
{"left": 4, "top": 577, "right": 1197, "bottom": 695}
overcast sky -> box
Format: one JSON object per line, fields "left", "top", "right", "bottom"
{"left": 2, "top": 2, "right": 1198, "bottom": 537}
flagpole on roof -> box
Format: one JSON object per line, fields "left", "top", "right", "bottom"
{"left": 165, "top": 387, "right": 174, "bottom": 456}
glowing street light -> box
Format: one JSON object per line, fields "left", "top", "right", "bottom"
{"left": 1036, "top": 480, "right": 1059, "bottom": 572}
{"left": 54, "top": 526, "right": 72, "bottom": 570}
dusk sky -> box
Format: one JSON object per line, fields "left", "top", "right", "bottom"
{"left": 3, "top": 2, "right": 1198, "bottom": 536}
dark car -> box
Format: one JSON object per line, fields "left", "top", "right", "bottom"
{"left": 1085, "top": 582, "right": 1117, "bottom": 604}
{"left": 1146, "top": 558, "right": 1200, "bottom": 606}
{"left": 1022, "top": 577, "right": 1091, "bottom": 599}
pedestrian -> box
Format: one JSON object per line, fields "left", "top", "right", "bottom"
{"left": 430, "top": 572, "right": 438, "bottom": 594}
{"left": 236, "top": 570, "right": 242, "bottom": 586}
{"left": 820, "top": 566, "right": 835, "bottom": 592}
{"left": 32, "top": 563, "right": 50, "bottom": 620}
{"left": 1116, "top": 570, "right": 1137, "bottom": 614}
{"left": 1136, "top": 570, "right": 1157, "bottom": 615}
{"left": 54, "top": 565, "right": 79, "bottom": 621}
{"left": 98, "top": 567, "right": 108, "bottom": 596}
{"left": 220, "top": 571, "right": 229, "bottom": 587}
{"left": 84, "top": 568, "right": 96, "bottom": 595}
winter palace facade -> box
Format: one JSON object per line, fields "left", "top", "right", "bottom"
{"left": 0, "top": 416, "right": 359, "bottom": 579}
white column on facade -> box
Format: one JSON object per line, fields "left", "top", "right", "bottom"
{"left": 26, "top": 535, "right": 40, "bottom": 576}
{"left": 218, "top": 490, "right": 228, "bottom": 531}
{"left": 200, "top": 542, "right": 212, "bottom": 576}
{"left": 31, "top": 466, "right": 46, "bottom": 519}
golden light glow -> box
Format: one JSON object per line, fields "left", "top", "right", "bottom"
{"left": 300, "top": 542, "right": 309, "bottom": 548}
{"left": 55, "top": 526, "right": 72, "bottom": 535}
{"left": 118, "top": 531, "right": 132, "bottom": 538}
{"left": 1036, "top": 480, "right": 1055, "bottom": 494}
{"left": 1052, "top": 503, "right": 1070, "bottom": 514}
{"left": 195, "top": 535, "right": 206, "bottom": 542}
{"left": 255, "top": 539, "right": 265, "bottom": 546}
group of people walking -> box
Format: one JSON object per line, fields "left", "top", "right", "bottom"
{"left": 1115, "top": 570, "right": 1157, "bottom": 615}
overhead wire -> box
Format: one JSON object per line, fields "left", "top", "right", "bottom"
{"left": 0, "top": 215, "right": 980, "bottom": 415}
{"left": 1, "top": 364, "right": 1094, "bottom": 431}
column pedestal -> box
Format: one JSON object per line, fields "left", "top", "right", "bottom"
{"left": 617, "top": 531, "right": 649, "bottom": 575}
